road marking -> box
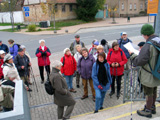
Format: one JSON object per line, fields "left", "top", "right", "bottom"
{"left": 71, "top": 102, "right": 131, "bottom": 119}
{"left": 106, "top": 104, "right": 160, "bottom": 120}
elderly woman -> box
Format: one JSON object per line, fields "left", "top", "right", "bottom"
{"left": 8, "top": 39, "right": 19, "bottom": 60}
{"left": 92, "top": 52, "right": 112, "bottom": 113}
{"left": 35, "top": 39, "right": 51, "bottom": 84}
{"left": 78, "top": 48, "right": 95, "bottom": 101}
{"left": 60, "top": 48, "right": 77, "bottom": 93}
{"left": 93, "top": 45, "right": 107, "bottom": 60}
{"left": 50, "top": 60, "right": 76, "bottom": 120}
{"left": 107, "top": 42, "right": 127, "bottom": 99}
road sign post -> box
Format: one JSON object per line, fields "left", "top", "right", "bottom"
{"left": 23, "top": 6, "right": 30, "bottom": 25}
{"left": 155, "top": 0, "right": 160, "bottom": 36}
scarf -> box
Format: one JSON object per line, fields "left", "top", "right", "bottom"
{"left": 97, "top": 59, "right": 108, "bottom": 86}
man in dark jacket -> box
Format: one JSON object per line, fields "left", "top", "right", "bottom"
{"left": 129, "top": 24, "right": 160, "bottom": 118}
{"left": 14, "top": 48, "right": 32, "bottom": 91}
{"left": 70, "top": 35, "right": 85, "bottom": 55}
{"left": 50, "top": 60, "right": 76, "bottom": 120}
{"left": 118, "top": 32, "right": 132, "bottom": 70}
{"left": 0, "top": 40, "right": 9, "bottom": 54}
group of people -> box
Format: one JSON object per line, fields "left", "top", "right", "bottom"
{"left": 0, "top": 24, "right": 159, "bottom": 120}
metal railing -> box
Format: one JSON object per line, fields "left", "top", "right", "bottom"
{"left": 123, "top": 67, "right": 160, "bottom": 103}
{"left": 0, "top": 80, "right": 31, "bottom": 120}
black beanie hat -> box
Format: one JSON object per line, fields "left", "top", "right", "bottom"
{"left": 101, "top": 39, "right": 107, "bottom": 45}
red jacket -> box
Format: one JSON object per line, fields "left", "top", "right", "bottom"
{"left": 0, "top": 58, "right": 3, "bottom": 79}
{"left": 60, "top": 54, "right": 77, "bottom": 76}
{"left": 35, "top": 46, "right": 51, "bottom": 66}
{"left": 107, "top": 48, "right": 128, "bottom": 76}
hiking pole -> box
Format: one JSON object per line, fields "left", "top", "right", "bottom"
{"left": 130, "top": 61, "right": 133, "bottom": 120}
{"left": 30, "top": 67, "right": 38, "bottom": 92}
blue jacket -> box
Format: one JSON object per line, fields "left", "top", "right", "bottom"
{"left": 0, "top": 44, "right": 9, "bottom": 53}
{"left": 118, "top": 38, "right": 132, "bottom": 59}
{"left": 9, "top": 44, "right": 18, "bottom": 60}
{"left": 92, "top": 62, "right": 112, "bottom": 92}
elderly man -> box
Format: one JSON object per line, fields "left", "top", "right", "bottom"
{"left": 35, "top": 39, "right": 51, "bottom": 84}
{"left": 0, "top": 40, "right": 9, "bottom": 54}
{"left": 70, "top": 35, "right": 85, "bottom": 55}
{"left": 129, "top": 24, "right": 160, "bottom": 118}
{"left": 14, "top": 48, "right": 32, "bottom": 91}
{"left": 118, "top": 32, "right": 132, "bottom": 70}
{"left": 50, "top": 60, "right": 76, "bottom": 120}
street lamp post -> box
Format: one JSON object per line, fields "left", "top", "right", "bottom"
{"left": 8, "top": 0, "right": 14, "bottom": 32}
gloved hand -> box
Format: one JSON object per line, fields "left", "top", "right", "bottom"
{"left": 98, "top": 85, "right": 103, "bottom": 90}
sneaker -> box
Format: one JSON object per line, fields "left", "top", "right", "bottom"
{"left": 81, "top": 95, "right": 88, "bottom": 100}
{"left": 69, "top": 88, "right": 76, "bottom": 93}
{"left": 137, "top": 108, "right": 152, "bottom": 118}
{"left": 151, "top": 105, "right": 156, "bottom": 114}
{"left": 76, "top": 85, "right": 80, "bottom": 88}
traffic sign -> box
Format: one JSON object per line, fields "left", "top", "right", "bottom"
{"left": 23, "top": 6, "right": 30, "bottom": 12}
{"left": 147, "top": 0, "right": 158, "bottom": 14}
{"left": 25, "top": 12, "right": 29, "bottom": 17}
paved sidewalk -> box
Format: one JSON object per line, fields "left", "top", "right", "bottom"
{"left": 15, "top": 16, "right": 154, "bottom": 35}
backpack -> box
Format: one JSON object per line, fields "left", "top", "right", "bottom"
{"left": 145, "top": 41, "right": 160, "bottom": 80}
{"left": 14, "top": 44, "right": 21, "bottom": 49}
{"left": 44, "top": 77, "right": 55, "bottom": 95}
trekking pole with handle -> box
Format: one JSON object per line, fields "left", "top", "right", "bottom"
{"left": 130, "top": 60, "right": 133, "bottom": 120}
{"left": 30, "top": 67, "right": 38, "bottom": 92}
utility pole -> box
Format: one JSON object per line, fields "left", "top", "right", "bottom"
{"left": 155, "top": 0, "right": 160, "bottom": 36}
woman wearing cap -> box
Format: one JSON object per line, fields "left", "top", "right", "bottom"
{"left": 77, "top": 48, "right": 95, "bottom": 101}
{"left": 8, "top": 39, "right": 19, "bottom": 60}
{"left": 60, "top": 48, "right": 77, "bottom": 93}
{"left": 90, "top": 41, "right": 99, "bottom": 55}
{"left": 0, "top": 50, "right": 5, "bottom": 80}
{"left": 107, "top": 42, "right": 127, "bottom": 99}
{"left": 92, "top": 52, "right": 112, "bottom": 113}
{"left": 2, "top": 54, "right": 20, "bottom": 81}
{"left": 35, "top": 40, "right": 51, "bottom": 84}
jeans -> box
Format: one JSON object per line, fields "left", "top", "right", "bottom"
{"left": 64, "top": 75, "right": 73, "bottom": 89}
{"left": 95, "top": 89, "right": 107, "bottom": 111}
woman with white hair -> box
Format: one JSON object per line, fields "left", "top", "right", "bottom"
{"left": 60, "top": 48, "right": 77, "bottom": 93}
{"left": 50, "top": 60, "right": 76, "bottom": 120}
{"left": 93, "top": 45, "right": 107, "bottom": 60}
{"left": 35, "top": 39, "right": 51, "bottom": 84}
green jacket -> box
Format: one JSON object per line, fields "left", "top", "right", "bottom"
{"left": 130, "top": 35, "right": 160, "bottom": 87}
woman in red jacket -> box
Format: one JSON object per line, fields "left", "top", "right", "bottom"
{"left": 107, "top": 42, "right": 127, "bottom": 99}
{"left": 35, "top": 39, "right": 51, "bottom": 84}
{"left": 60, "top": 48, "right": 77, "bottom": 93}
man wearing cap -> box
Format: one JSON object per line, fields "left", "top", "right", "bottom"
{"left": 0, "top": 40, "right": 9, "bottom": 54}
{"left": 0, "top": 50, "right": 5, "bottom": 80}
{"left": 129, "top": 24, "right": 160, "bottom": 118}
{"left": 118, "top": 32, "right": 132, "bottom": 70}
{"left": 14, "top": 48, "right": 32, "bottom": 91}
{"left": 70, "top": 35, "right": 85, "bottom": 55}
{"left": 35, "top": 39, "right": 51, "bottom": 84}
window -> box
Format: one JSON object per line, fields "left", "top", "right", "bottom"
{"left": 134, "top": 3, "right": 136, "bottom": 10}
{"left": 55, "top": 4, "right": 58, "bottom": 12}
{"left": 122, "top": 3, "right": 124, "bottom": 10}
{"left": 129, "top": 3, "right": 132, "bottom": 10}
{"left": 140, "top": 3, "right": 143, "bottom": 10}
{"left": 62, "top": 4, "right": 65, "bottom": 12}
{"left": 69, "top": 4, "right": 73, "bottom": 12}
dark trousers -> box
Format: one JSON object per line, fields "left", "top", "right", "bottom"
{"left": 111, "top": 75, "right": 122, "bottom": 93}
{"left": 39, "top": 65, "right": 50, "bottom": 81}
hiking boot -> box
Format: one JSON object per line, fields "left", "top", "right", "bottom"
{"left": 94, "top": 110, "right": 98, "bottom": 113}
{"left": 137, "top": 108, "right": 152, "bottom": 118}
{"left": 151, "top": 105, "right": 156, "bottom": 114}
{"left": 81, "top": 95, "right": 88, "bottom": 100}
{"left": 69, "top": 88, "right": 76, "bottom": 93}
{"left": 99, "top": 107, "right": 103, "bottom": 110}
{"left": 109, "top": 91, "right": 115, "bottom": 97}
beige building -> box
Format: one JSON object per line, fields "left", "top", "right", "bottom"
{"left": 23, "top": 0, "right": 77, "bottom": 22}
{"left": 106, "top": 0, "right": 146, "bottom": 17}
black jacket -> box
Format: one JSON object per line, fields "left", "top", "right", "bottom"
{"left": 14, "top": 54, "right": 30, "bottom": 77}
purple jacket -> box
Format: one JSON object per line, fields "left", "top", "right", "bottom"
{"left": 77, "top": 54, "right": 95, "bottom": 80}
{"left": 9, "top": 44, "right": 18, "bottom": 60}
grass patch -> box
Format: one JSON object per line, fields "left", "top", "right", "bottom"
{"left": 0, "top": 23, "right": 24, "bottom": 26}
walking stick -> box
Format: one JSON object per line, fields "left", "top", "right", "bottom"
{"left": 130, "top": 60, "right": 133, "bottom": 120}
{"left": 30, "top": 67, "right": 38, "bottom": 92}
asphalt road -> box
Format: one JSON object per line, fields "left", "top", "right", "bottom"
{"left": 0, "top": 24, "right": 150, "bottom": 58}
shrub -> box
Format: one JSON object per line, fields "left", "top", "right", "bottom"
{"left": 27, "top": 24, "right": 36, "bottom": 32}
